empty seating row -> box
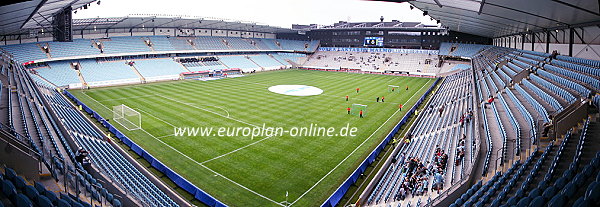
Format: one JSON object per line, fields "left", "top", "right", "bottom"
{"left": 1, "top": 167, "right": 105, "bottom": 207}
{"left": 536, "top": 69, "right": 590, "bottom": 97}
{"left": 522, "top": 79, "right": 563, "bottom": 111}
{"left": 543, "top": 64, "right": 600, "bottom": 91}
{"left": 556, "top": 55, "right": 600, "bottom": 68}
{"left": 551, "top": 59, "right": 600, "bottom": 77}
{"left": 529, "top": 74, "right": 576, "bottom": 104}
{"left": 514, "top": 84, "right": 549, "bottom": 122}
{"left": 133, "top": 59, "right": 188, "bottom": 78}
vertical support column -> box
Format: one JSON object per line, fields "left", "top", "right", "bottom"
{"left": 569, "top": 28, "right": 574, "bottom": 57}
{"left": 546, "top": 31, "right": 550, "bottom": 53}
{"left": 531, "top": 33, "right": 535, "bottom": 51}
{"left": 521, "top": 33, "right": 525, "bottom": 50}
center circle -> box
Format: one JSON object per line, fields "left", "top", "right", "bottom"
{"left": 268, "top": 85, "right": 323, "bottom": 96}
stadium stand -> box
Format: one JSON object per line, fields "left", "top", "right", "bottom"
{"left": 247, "top": 55, "right": 285, "bottom": 70}
{"left": 78, "top": 60, "right": 140, "bottom": 86}
{"left": 131, "top": 59, "right": 188, "bottom": 79}
{"left": 34, "top": 62, "right": 81, "bottom": 88}
{"left": 304, "top": 50, "right": 437, "bottom": 73}
{"left": 438, "top": 43, "right": 492, "bottom": 58}
{"left": 0, "top": 43, "right": 49, "bottom": 63}
{"left": 366, "top": 70, "right": 475, "bottom": 206}
{"left": 147, "top": 36, "right": 177, "bottom": 51}
{"left": 99, "top": 36, "right": 152, "bottom": 54}
{"left": 48, "top": 39, "right": 101, "bottom": 58}
{"left": 218, "top": 55, "right": 261, "bottom": 71}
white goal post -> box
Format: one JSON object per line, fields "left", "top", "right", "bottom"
{"left": 388, "top": 85, "right": 400, "bottom": 92}
{"left": 350, "top": 104, "right": 368, "bottom": 117}
{"left": 113, "top": 104, "right": 141, "bottom": 131}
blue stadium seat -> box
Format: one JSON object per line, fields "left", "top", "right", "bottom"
{"left": 572, "top": 197, "right": 589, "bottom": 207}
{"left": 516, "top": 196, "right": 531, "bottom": 207}
{"left": 585, "top": 181, "right": 600, "bottom": 203}
{"left": 2, "top": 180, "right": 16, "bottom": 198}
{"left": 16, "top": 193, "right": 33, "bottom": 207}
{"left": 529, "top": 196, "right": 545, "bottom": 207}
{"left": 23, "top": 185, "right": 39, "bottom": 201}
{"left": 57, "top": 199, "right": 70, "bottom": 207}
{"left": 36, "top": 195, "right": 53, "bottom": 207}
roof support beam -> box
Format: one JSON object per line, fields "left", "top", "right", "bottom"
{"left": 478, "top": 0, "right": 486, "bottom": 15}
{"left": 20, "top": 0, "right": 48, "bottom": 29}
{"left": 129, "top": 17, "right": 156, "bottom": 32}
{"left": 550, "top": 0, "right": 600, "bottom": 16}
{"left": 432, "top": 0, "right": 442, "bottom": 8}
{"left": 154, "top": 18, "right": 183, "bottom": 28}
{"left": 573, "top": 28, "right": 585, "bottom": 44}
{"left": 81, "top": 18, "right": 100, "bottom": 30}
{"left": 486, "top": 2, "right": 569, "bottom": 25}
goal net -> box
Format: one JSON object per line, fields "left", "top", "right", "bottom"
{"left": 350, "top": 104, "right": 368, "bottom": 117}
{"left": 388, "top": 85, "right": 400, "bottom": 92}
{"left": 113, "top": 104, "right": 141, "bottom": 131}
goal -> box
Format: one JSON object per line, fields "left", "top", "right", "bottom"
{"left": 388, "top": 85, "right": 400, "bottom": 92}
{"left": 350, "top": 104, "right": 368, "bottom": 117}
{"left": 113, "top": 104, "right": 141, "bottom": 130}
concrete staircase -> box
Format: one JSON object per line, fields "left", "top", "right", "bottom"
{"left": 128, "top": 64, "right": 146, "bottom": 83}
{"left": 245, "top": 56, "right": 264, "bottom": 71}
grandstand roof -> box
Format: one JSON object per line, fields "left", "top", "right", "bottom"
{"left": 62, "top": 16, "right": 296, "bottom": 33}
{"left": 293, "top": 21, "right": 436, "bottom": 30}
{"left": 0, "top": 0, "right": 98, "bottom": 35}
{"left": 373, "top": 0, "right": 600, "bottom": 38}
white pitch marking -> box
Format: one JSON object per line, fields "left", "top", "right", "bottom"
{"left": 289, "top": 78, "right": 434, "bottom": 205}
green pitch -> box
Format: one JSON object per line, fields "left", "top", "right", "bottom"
{"left": 69, "top": 69, "right": 433, "bottom": 206}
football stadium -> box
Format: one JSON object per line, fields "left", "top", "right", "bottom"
{"left": 0, "top": 0, "right": 599, "bottom": 207}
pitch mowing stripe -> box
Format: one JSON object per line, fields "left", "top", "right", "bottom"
{"left": 80, "top": 90, "right": 288, "bottom": 205}
{"left": 72, "top": 70, "right": 433, "bottom": 206}
{"left": 289, "top": 78, "right": 434, "bottom": 205}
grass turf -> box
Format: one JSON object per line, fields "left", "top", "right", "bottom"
{"left": 69, "top": 69, "right": 433, "bottom": 206}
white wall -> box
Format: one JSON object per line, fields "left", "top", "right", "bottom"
{"left": 265, "top": 33, "right": 276, "bottom": 39}
{"left": 175, "top": 28, "right": 194, "bottom": 36}
{"left": 548, "top": 44, "right": 570, "bottom": 56}
{"left": 83, "top": 33, "right": 107, "bottom": 39}
{"left": 195, "top": 29, "right": 211, "bottom": 36}
{"left": 533, "top": 43, "right": 547, "bottom": 54}
{"left": 240, "top": 32, "right": 253, "bottom": 38}
{"left": 108, "top": 33, "right": 131, "bottom": 37}
{"left": 227, "top": 31, "right": 242, "bottom": 37}
{"left": 572, "top": 44, "right": 600, "bottom": 61}
{"left": 132, "top": 31, "right": 154, "bottom": 36}
{"left": 38, "top": 37, "right": 53, "bottom": 42}
{"left": 212, "top": 30, "right": 227, "bottom": 37}
{"left": 155, "top": 28, "right": 175, "bottom": 36}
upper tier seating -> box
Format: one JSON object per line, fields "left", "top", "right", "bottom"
{"left": 1, "top": 36, "right": 315, "bottom": 63}
{"left": 1, "top": 43, "right": 48, "bottom": 62}
{"left": 148, "top": 36, "right": 177, "bottom": 51}
{"left": 100, "top": 36, "right": 151, "bottom": 54}
{"left": 49, "top": 39, "right": 100, "bottom": 58}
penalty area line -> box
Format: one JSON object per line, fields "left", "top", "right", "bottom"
{"left": 137, "top": 127, "right": 286, "bottom": 206}
{"left": 155, "top": 94, "right": 258, "bottom": 128}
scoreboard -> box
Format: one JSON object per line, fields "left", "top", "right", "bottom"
{"left": 364, "top": 37, "right": 384, "bottom": 47}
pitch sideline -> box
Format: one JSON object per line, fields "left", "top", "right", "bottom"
{"left": 289, "top": 78, "right": 434, "bottom": 205}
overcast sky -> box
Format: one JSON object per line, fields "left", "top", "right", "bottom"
{"left": 74, "top": 0, "right": 438, "bottom": 28}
